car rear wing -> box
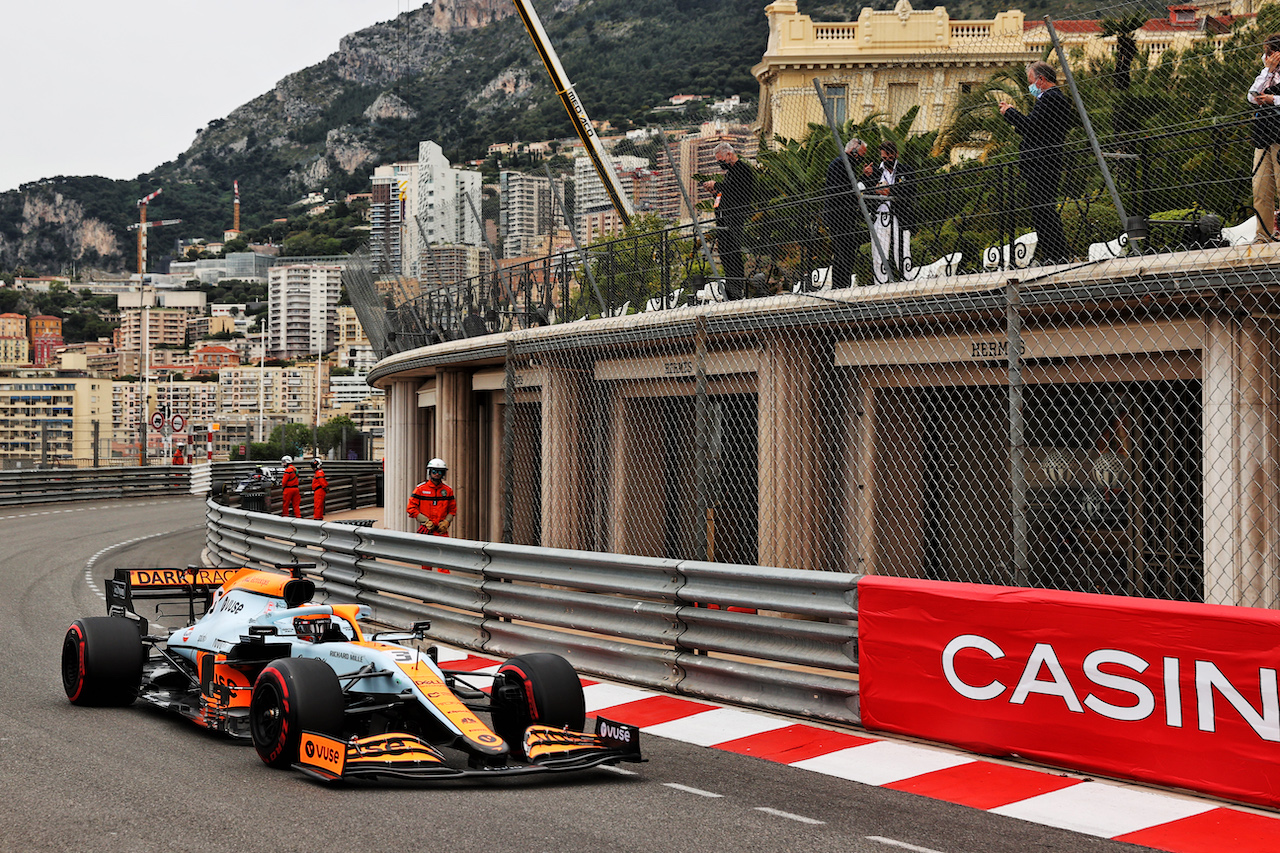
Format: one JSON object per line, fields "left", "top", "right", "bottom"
{"left": 106, "top": 566, "right": 240, "bottom": 626}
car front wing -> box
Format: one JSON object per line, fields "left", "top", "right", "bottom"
{"left": 293, "top": 718, "right": 642, "bottom": 783}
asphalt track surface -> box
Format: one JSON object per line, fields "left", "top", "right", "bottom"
{"left": 0, "top": 497, "right": 1160, "bottom": 853}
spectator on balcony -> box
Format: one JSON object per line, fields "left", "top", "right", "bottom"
{"left": 869, "top": 139, "right": 916, "bottom": 285}
{"left": 701, "top": 142, "right": 756, "bottom": 299}
{"left": 824, "top": 137, "right": 873, "bottom": 289}
{"left": 999, "top": 61, "right": 1073, "bottom": 264}
{"left": 1248, "top": 33, "right": 1280, "bottom": 242}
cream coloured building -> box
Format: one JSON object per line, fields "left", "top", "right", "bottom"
{"left": 336, "top": 306, "right": 376, "bottom": 373}
{"left": 118, "top": 308, "right": 190, "bottom": 351}
{"left": 0, "top": 373, "right": 112, "bottom": 463}
{"left": 751, "top": 0, "right": 1244, "bottom": 142}
{"left": 217, "top": 363, "right": 328, "bottom": 421}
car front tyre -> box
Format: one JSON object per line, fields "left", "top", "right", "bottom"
{"left": 249, "top": 657, "right": 344, "bottom": 769}
{"left": 490, "top": 653, "right": 585, "bottom": 757}
{"left": 61, "top": 617, "right": 145, "bottom": 707}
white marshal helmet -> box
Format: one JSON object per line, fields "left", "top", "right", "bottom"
{"left": 281, "top": 455, "right": 293, "bottom": 464}
{"left": 427, "top": 457, "right": 447, "bottom": 473}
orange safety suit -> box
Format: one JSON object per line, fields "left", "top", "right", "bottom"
{"left": 406, "top": 480, "right": 456, "bottom": 536}
{"left": 281, "top": 463, "right": 301, "bottom": 518}
{"left": 310, "top": 467, "right": 329, "bottom": 520}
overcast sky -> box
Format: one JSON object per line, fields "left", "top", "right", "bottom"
{"left": 2, "top": 1, "right": 428, "bottom": 193}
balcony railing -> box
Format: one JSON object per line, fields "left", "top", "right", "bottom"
{"left": 350, "top": 121, "right": 1256, "bottom": 352}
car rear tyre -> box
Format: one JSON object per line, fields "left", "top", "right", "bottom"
{"left": 490, "top": 653, "right": 585, "bottom": 757}
{"left": 250, "top": 657, "right": 344, "bottom": 769}
{"left": 61, "top": 617, "right": 145, "bottom": 706}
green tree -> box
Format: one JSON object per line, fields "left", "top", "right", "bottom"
{"left": 317, "top": 415, "right": 359, "bottom": 455}
{"left": 265, "top": 422, "right": 317, "bottom": 459}
{"left": 576, "top": 214, "right": 695, "bottom": 315}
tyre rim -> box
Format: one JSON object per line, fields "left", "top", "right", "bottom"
{"left": 252, "top": 683, "right": 285, "bottom": 747}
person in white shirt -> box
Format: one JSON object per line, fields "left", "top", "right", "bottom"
{"left": 1248, "top": 33, "right": 1280, "bottom": 242}
{"left": 869, "top": 140, "right": 914, "bottom": 285}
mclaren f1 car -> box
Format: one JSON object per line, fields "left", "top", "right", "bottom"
{"left": 61, "top": 564, "right": 641, "bottom": 782}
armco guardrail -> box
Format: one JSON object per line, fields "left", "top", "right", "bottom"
{"left": 189, "top": 463, "right": 212, "bottom": 496}
{"left": 0, "top": 466, "right": 192, "bottom": 507}
{"left": 209, "top": 460, "right": 383, "bottom": 516}
{"left": 204, "top": 499, "right": 859, "bottom": 725}
{"left": 206, "top": 460, "right": 382, "bottom": 498}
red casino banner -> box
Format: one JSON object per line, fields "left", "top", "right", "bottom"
{"left": 858, "top": 576, "right": 1280, "bottom": 808}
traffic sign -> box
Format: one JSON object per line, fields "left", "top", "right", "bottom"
{"left": 171, "top": 413, "right": 186, "bottom": 433}
{"left": 150, "top": 411, "right": 165, "bottom": 431}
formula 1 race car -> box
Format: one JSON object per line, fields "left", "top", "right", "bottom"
{"left": 61, "top": 564, "right": 641, "bottom": 782}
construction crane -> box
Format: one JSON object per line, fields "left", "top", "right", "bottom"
{"left": 126, "top": 188, "right": 180, "bottom": 464}
{"left": 128, "top": 188, "right": 181, "bottom": 275}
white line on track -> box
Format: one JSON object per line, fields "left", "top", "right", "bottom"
{"left": 865, "top": 837, "right": 947, "bottom": 853}
{"left": 753, "top": 807, "right": 824, "bottom": 825}
{"left": 662, "top": 783, "right": 723, "bottom": 798}
{"left": 83, "top": 527, "right": 204, "bottom": 601}
{"left": 599, "top": 765, "right": 639, "bottom": 776}
{"left": 1, "top": 499, "right": 191, "bottom": 521}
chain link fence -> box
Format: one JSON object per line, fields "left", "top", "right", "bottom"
{"left": 357, "top": 2, "right": 1280, "bottom": 609}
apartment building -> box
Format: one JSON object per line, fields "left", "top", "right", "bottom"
{"left": 191, "top": 344, "right": 240, "bottom": 375}
{"left": 217, "top": 363, "right": 327, "bottom": 420}
{"left": 335, "top": 306, "right": 377, "bottom": 373}
{"left": 330, "top": 373, "right": 384, "bottom": 407}
{"left": 499, "top": 171, "right": 567, "bottom": 258}
{"left": 0, "top": 313, "right": 29, "bottom": 367}
{"left": 266, "top": 264, "right": 342, "bottom": 359}
{"left": 633, "top": 159, "right": 682, "bottom": 221}
{"left": 574, "top": 154, "right": 648, "bottom": 244}
{"left": 370, "top": 161, "right": 418, "bottom": 276}
{"left": 187, "top": 314, "right": 236, "bottom": 343}
{"left": 29, "top": 315, "right": 64, "bottom": 368}
{"left": 414, "top": 141, "right": 484, "bottom": 273}
{"left": 0, "top": 373, "right": 112, "bottom": 463}
{"left": 118, "top": 308, "right": 190, "bottom": 351}
{"left": 419, "top": 244, "right": 494, "bottom": 290}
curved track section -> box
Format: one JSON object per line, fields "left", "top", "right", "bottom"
{"left": 0, "top": 498, "right": 1153, "bottom": 853}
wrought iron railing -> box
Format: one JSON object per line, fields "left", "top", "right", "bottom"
{"left": 358, "top": 121, "right": 1254, "bottom": 348}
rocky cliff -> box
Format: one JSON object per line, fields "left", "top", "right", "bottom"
{"left": 0, "top": 0, "right": 763, "bottom": 275}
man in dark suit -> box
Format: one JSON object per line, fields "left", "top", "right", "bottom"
{"left": 701, "top": 142, "right": 757, "bottom": 299}
{"left": 999, "top": 60, "right": 1074, "bottom": 264}
{"left": 824, "top": 137, "right": 872, "bottom": 288}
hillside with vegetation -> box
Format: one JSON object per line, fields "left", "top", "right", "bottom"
{"left": 0, "top": 0, "right": 767, "bottom": 277}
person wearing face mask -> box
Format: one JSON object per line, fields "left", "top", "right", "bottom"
{"left": 999, "top": 60, "right": 1073, "bottom": 265}
{"left": 407, "top": 457, "right": 456, "bottom": 538}
{"left": 869, "top": 139, "right": 915, "bottom": 285}
{"left": 1249, "top": 33, "right": 1280, "bottom": 242}
{"left": 700, "top": 142, "right": 757, "bottom": 299}
{"left": 823, "top": 137, "right": 870, "bottom": 289}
